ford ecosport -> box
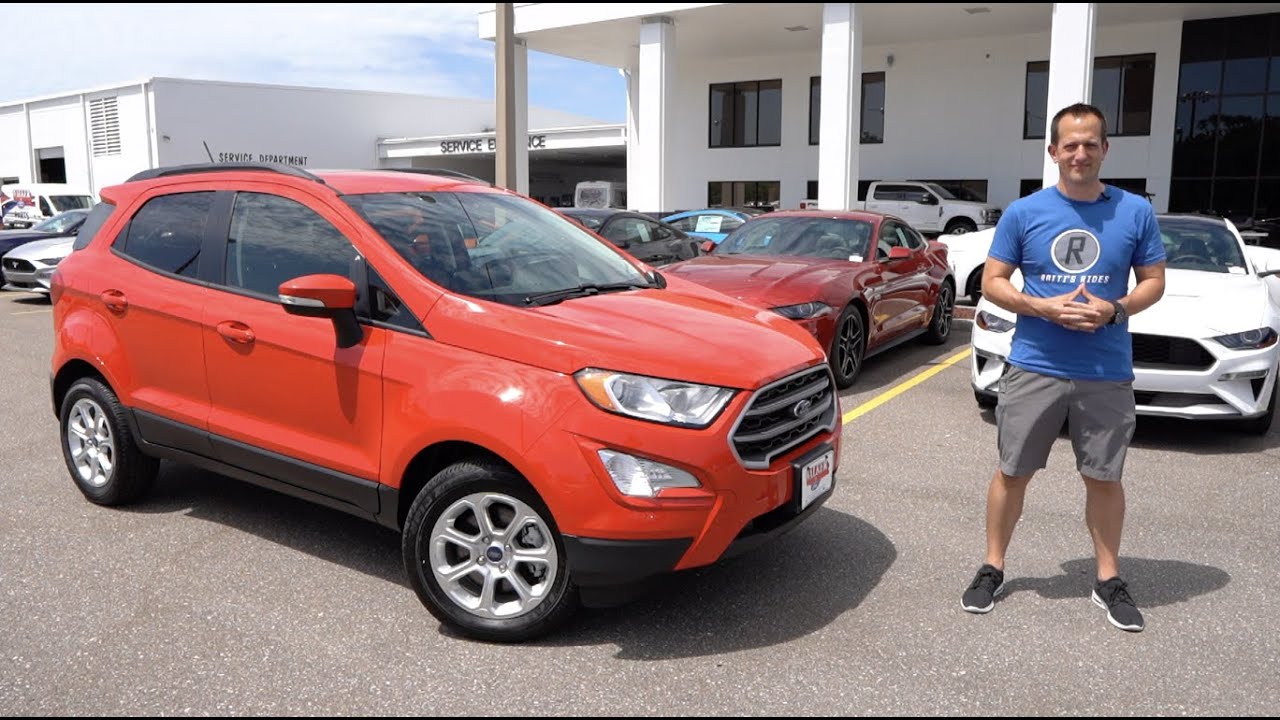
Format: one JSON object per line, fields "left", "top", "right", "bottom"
{"left": 49, "top": 163, "right": 842, "bottom": 642}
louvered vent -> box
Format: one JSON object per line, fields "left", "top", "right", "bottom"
{"left": 89, "top": 97, "right": 121, "bottom": 157}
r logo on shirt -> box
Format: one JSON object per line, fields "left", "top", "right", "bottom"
{"left": 1051, "top": 229, "right": 1100, "bottom": 274}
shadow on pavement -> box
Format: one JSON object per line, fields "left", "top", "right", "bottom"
{"left": 998, "top": 556, "right": 1229, "bottom": 609}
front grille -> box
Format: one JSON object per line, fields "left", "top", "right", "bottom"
{"left": 1131, "top": 333, "right": 1215, "bottom": 370}
{"left": 731, "top": 365, "right": 837, "bottom": 469}
{"left": 3, "top": 258, "right": 33, "bottom": 272}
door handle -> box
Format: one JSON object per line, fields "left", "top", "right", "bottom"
{"left": 100, "top": 289, "right": 128, "bottom": 312}
{"left": 216, "top": 320, "right": 255, "bottom": 345}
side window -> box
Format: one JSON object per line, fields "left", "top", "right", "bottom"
{"left": 603, "top": 217, "right": 653, "bottom": 245}
{"left": 72, "top": 202, "right": 116, "bottom": 250}
{"left": 667, "top": 216, "right": 696, "bottom": 232}
{"left": 873, "top": 185, "right": 911, "bottom": 201}
{"left": 115, "top": 192, "right": 213, "bottom": 278}
{"left": 225, "top": 192, "right": 358, "bottom": 298}
{"left": 650, "top": 220, "right": 675, "bottom": 241}
{"left": 364, "top": 267, "right": 424, "bottom": 334}
{"left": 903, "top": 225, "right": 927, "bottom": 250}
{"left": 877, "top": 222, "right": 909, "bottom": 260}
{"left": 38, "top": 197, "right": 53, "bottom": 217}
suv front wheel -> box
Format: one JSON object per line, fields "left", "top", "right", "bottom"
{"left": 402, "top": 459, "right": 580, "bottom": 642}
{"left": 59, "top": 377, "right": 159, "bottom": 505}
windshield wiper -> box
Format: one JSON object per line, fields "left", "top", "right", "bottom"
{"left": 525, "top": 281, "right": 652, "bottom": 307}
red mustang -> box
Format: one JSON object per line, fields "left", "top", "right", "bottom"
{"left": 663, "top": 210, "right": 956, "bottom": 388}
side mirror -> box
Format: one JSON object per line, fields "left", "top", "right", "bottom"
{"left": 279, "top": 274, "right": 363, "bottom": 349}
{"left": 700, "top": 240, "right": 715, "bottom": 255}
{"left": 888, "top": 246, "right": 912, "bottom": 260}
{"left": 918, "top": 193, "right": 938, "bottom": 205}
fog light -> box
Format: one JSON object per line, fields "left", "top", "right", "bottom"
{"left": 1219, "top": 369, "right": 1269, "bottom": 381}
{"left": 597, "top": 449, "right": 700, "bottom": 497}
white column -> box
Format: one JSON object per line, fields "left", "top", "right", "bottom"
{"left": 634, "top": 15, "right": 674, "bottom": 213}
{"left": 623, "top": 65, "right": 638, "bottom": 201}
{"left": 817, "top": 3, "right": 862, "bottom": 211}
{"left": 1041, "top": 3, "right": 1096, "bottom": 187}
{"left": 514, "top": 38, "right": 529, "bottom": 195}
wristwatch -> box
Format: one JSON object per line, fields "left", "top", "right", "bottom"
{"left": 1108, "top": 300, "right": 1128, "bottom": 325}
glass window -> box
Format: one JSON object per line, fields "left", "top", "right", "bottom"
{"left": 363, "top": 267, "right": 423, "bottom": 333}
{"left": 73, "top": 202, "right": 116, "bottom": 251}
{"left": 861, "top": 72, "right": 885, "bottom": 144}
{"left": 809, "top": 77, "right": 820, "bottom": 145}
{"left": 225, "top": 192, "right": 359, "bottom": 298}
{"left": 1020, "top": 179, "right": 1043, "bottom": 198}
{"left": 1215, "top": 95, "right": 1264, "bottom": 177}
{"left": 1024, "top": 61, "right": 1050, "bottom": 139}
{"left": 718, "top": 216, "right": 872, "bottom": 260}
{"left": 707, "top": 181, "right": 780, "bottom": 210}
{"left": 115, "top": 192, "right": 214, "bottom": 278}
{"left": 708, "top": 79, "right": 782, "bottom": 148}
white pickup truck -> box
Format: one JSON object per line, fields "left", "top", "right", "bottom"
{"left": 861, "top": 180, "right": 1001, "bottom": 236}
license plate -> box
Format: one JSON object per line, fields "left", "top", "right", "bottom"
{"left": 795, "top": 446, "right": 835, "bottom": 511}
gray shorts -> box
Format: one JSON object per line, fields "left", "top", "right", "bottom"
{"left": 996, "top": 365, "right": 1137, "bottom": 481}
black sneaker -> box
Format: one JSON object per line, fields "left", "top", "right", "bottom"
{"left": 1092, "top": 576, "right": 1145, "bottom": 632}
{"left": 961, "top": 564, "right": 1005, "bottom": 613}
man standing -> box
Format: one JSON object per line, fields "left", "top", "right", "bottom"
{"left": 961, "top": 103, "right": 1166, "bottom": 632}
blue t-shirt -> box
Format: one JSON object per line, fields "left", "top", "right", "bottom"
{"left": 988, "top": 185, "right": 1165, "bottom": 382}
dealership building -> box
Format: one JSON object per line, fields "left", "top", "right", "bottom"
{"left": 3, "top": 3, "right": 1278, "bottom": 223}
{"left": 0, "top": 76, "right": 625, "bottom": 208}
{"left": 480, "top": 2, "right": 1280, "bottom": 221}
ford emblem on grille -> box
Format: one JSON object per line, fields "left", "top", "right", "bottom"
{"left": 792, "top": 398, "right": 813, "bottom": 419}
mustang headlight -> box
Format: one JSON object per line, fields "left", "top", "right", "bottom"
{"left": 575, "top": 369, "right": 735, "bottom": 427}
{"left": 38, "top": 257, "right": 64, "bottom": 266}
{"left": 1213, "top": 327, "right": 1278, "bottom": 350}
{"left": 976, "top": 310, "right": 1016, "bottom": 333}
{"left": 773, "top": 301, "right": 832, "bottom": 320}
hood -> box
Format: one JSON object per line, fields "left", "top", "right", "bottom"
{"left": 5, "top": 236, "right": 74, "bottom": 260}
{"left": 663, "top": 255, "right": 854, "bottom": 307}
{"left": 979, "top": 268, "right": 1274, "bottom": 337}
{"left": 424, "top": 282, "right": 826, "bottom": 390}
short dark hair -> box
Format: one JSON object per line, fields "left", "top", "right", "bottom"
{"left": 1049, "top": 103, "right": 1108, "bottom": 145}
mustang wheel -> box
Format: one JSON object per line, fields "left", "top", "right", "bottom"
{"left": 402, "top": 459, "right": 579, "bottom": 642}
{"left": 924, "top": 281, "right": 955, "bottom": 345}
{"left": 59, "top": 377, "right": 159, "bottom": 506}
{"left": 830, "top": 306, "right": 866, "bottom": 389}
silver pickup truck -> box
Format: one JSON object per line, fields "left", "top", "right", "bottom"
{"left": 861, "top": 180, "right": 1001, "bottom": 236}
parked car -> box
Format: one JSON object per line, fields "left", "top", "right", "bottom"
{"left": 663, "top": 210, "right": 956, "bottom": 389}
{"left": 0, "top": 208, "right": 91, "bottom": 261}
{"left": 661, "top": 208, "right": 765, "bottom": 245}
{"left": 555, "top": 207, "right": 703, "bottom": 266}
{"left": 49, "top": 163, "right": 843, "bottom": 643}
{"left": 970, "top": 213, "right": 1280, "bottom": 434}
{"left": 860, "top": 180, "right": 1001, "bottom": 236}
{"left": 2, "top": 235, "right": 77, "bottom": 294}
{"left": 939, "top": 227, "right": 996, "bottom": 303}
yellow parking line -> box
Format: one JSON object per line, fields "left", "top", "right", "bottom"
{"left": 842, "top": 347, "right": 972, "bottom": 425}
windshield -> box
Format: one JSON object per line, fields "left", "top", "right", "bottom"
{"left": 718, "top": 217, "right": 873, "bottom": 260}
{"left": 1159, "top": 219, "right": 1247, "bottom": 274}
{"left": 344, "top": 191, "right": 652, "bottom": 306}
{"left": 50, "top": 195, "right": 93, "bottom": 212}
{"left": 33, "top": 211, "right": 87, "bottom": 234}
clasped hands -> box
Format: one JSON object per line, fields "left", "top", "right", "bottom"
{"left": 1039, "top": 282, "right": 1115, "bottom": 332}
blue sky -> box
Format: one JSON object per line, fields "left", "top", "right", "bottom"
{"left": 3, "top": 3, "right": 626, "bottom": 123}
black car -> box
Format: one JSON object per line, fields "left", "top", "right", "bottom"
{"left": 0, "top": 209, "right": 91, "bottom": 258}
{"left": 556, "top": 208, "right": 703, "bottom": 266}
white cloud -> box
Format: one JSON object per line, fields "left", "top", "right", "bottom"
{"left": 5, "top": 3, "right": 623, "bottom": 120}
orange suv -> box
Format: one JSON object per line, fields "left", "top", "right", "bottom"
{"left": 50, "top": 164, "right": 842, "bottom": 642}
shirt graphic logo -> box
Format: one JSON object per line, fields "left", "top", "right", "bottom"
{"left": 1050, "top": 229, "right": 1100, "bottom": 274}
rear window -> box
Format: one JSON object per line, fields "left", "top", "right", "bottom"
{"left": 50, "top": 195, "right": 94, "bottom": 212}
{"left": 73, "top": 202, "right": 117, "bottom": 251}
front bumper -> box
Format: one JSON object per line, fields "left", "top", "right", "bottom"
{"left": 527, "top": 365, "right": 842, "bottom": 588}
{"left": 2, "top": 260, "right": 54, "bottom": 293}
{"left": 971, "top": 329, "right": 1280, "bottom": 420}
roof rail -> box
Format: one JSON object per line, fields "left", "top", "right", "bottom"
{"left": 126, "top": 162, "right": 327, "bottom": 185}
{"left": 375, "top": 168, "right": 492, "bottom": 186}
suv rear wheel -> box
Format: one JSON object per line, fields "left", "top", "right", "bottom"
{"left": 402, "top": 459, "right": 580, "bottom": 642}
{"left": 59, "top": 378, "right": 159, "bottom": 505}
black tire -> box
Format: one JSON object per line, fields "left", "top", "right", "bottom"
{"left": 829, "top": 306, "right": 866, "bottom": 389}
{"left": 975, "top": 389, "right": 997, "bottom": 409}
{"left": 1235, "top": 379, "right": 1277, "bottom": 436}
{"left": 966, "top": 265, "right": 985, "bottom": 303}
{"left": 58, "top": 377, "right": 159, "bottom": 506}
{"left": 923, "top": 281, "right": 955, "bottom": 345}
{"left": 402, "top": 459, "right": 580, "bottom": 643}
{"left": 945, "top": 218, "right": 977, "bottom": 235}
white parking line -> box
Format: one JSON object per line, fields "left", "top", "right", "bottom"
{"left": 12, "top": 308, "right": 51, "bottom": 315}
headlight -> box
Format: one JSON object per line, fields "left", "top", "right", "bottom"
{"left": 1213, "top": 327, "right": 1278, "bottom": 350}
{"left": 773, "top": 301, "right": 832, "bottom": 319}
{"left": 575, "top": 369, "right": 735, "bottom": 427}
{"left": 976, "top": 310, "right": 1016, "bottom": 333}
{"left": 38, "top": 257, "right": 63, "bottom": 266}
